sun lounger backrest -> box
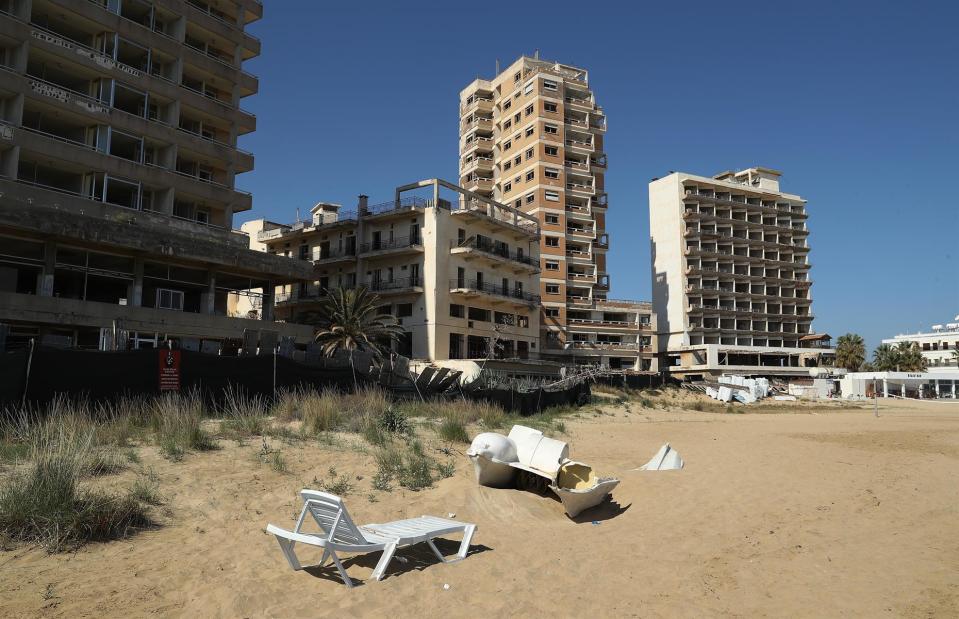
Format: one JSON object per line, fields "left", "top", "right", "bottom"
{"left": 299, "top": 490, "right": 368, "bottom": 545}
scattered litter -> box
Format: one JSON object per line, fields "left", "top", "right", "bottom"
{"left": 591, "top": 521, "right": 601, "bottom": 526}
{"left": 773, "top": 395, "right": 797, "bottom": 401}
{"left": 447, "top": 513, "right": 456, "bottom": 518}
{"left": 443, "top": 584, "right": 450, "bottom": 590}
{"left": 467, "top": 425, "right": 620, "bottom": 518}
{"left": 636, "top": 443, "right": 684, "bottom": 471}
{"left": 394, "top": 556, "right": 408, "bottom": 564}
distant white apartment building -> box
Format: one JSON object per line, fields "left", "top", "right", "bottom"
{"left": 882, "top": 317, "right": 959, "bottom": 371}
{"left": 649, "top": 167, "right": 834, "bottom": 378}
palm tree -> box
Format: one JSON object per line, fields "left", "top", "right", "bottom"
{"left": 872, "top": 343, "right": 899, "bottom": 371}
{"left": 835, "top": 333, "right": 866, "bottom": 371}
{"left": 895, "top": 341, "right": 927, "bottom": 372}
{"left": 309, "top": 287, "right": 405, "bottom": 360}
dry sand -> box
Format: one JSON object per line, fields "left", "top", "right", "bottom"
{"left": 1, "top": 398, "right": 958, "bottom": 618}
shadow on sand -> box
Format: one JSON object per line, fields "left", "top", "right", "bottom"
{"left": 302, "top": 538, "right": 493, "bottom": 587}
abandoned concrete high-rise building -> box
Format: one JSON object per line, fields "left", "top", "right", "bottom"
{"left": 0, "top": 0, "right": 312, "bottom": 349}
{"left": 649, "top": 167, "right": 835, "bottom": 377}
{"left": 458, "top": 55, "right": 656, "bottom": 372}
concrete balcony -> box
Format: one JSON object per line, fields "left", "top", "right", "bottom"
{"left": 367, "top": 276, "right": 424, "bottom": 297}
{"left": 449, "top": 279, "right": 540, "bottom": 307}
{"left": 564, "top": 138, "right": 594, "bottom": 154}
{"left": 358, "top": 235, "right": 424, "bottom": 258}
{"left": 450, "top": 239, "right": 540, "bottom": 273}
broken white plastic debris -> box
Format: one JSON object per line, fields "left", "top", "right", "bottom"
{"left": 637, "top": 443, "right": 684, "bottom": 471}
{"left": 443, "top": 584, "right": 450, "bottom": 590}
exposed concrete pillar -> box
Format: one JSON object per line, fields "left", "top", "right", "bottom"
{"left": 883, "top": 379, "right": 888, "bottom": 398}
{"left": 0, "top": 145, "right": 19, "bottom": 179}
{"left": 130, "top": 258, "right": 144, "bottom": 307}
{"left": 201, "top": 271, "right": 216, "bottom": 315}
{"left": 261, "top": 282, "right": 274, "bottom": 322}
{"left": 223, "top": 204, "right": 234, "bottom": 229}
{"left": 15, "top": 0, "right": 34, "bottom": 21}
{"left": 39, "top": 241, "right": 56, "bottom": 297}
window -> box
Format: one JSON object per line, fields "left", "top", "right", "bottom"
{"left": 503, "top": 99, "right": 511, "bottom": 111}
{"left": 545, "top": 215, "right": 559, "bottom": 225}
{"left": 517, "top": 315, "right": 529, "bottom": 328}
{"left": 526, "top": 170, "right": 535, "bottom": 182}
{"left": 545, "top": 308, "right": 560, "bottom": 318}
{"left": 514, "top": 176, "right": 521, "bottom": 184}
{"left": 504, "top": 182, "right": 512, "bottom": 193}
{"left": 514, "top": 199, "right": 522, "bottom": 209}
{"left": 545, "top": 190, "right": 559, "bottom": 201}
{"left": 156, "top": 288, "right": 184, "bottom": 311}
{"left": 544, "top": 123, "right": 558, "bottom": 134}
{"left": 525, "top": 104, "right": 533, "bottom": 116}
{"left": 545, "top": 260, "right": 560, "bottom": 270}
{"left": 543, "top": 80, "right": 558, "bottom": 91}
{"left": 503, "top": 160, "right": 512, "bottom": 171}
{"left": 503, "top": 140, "right": 512, "bottom": 151}
{"left": 396, "top": 303, "right": 413, "bottom": 318}
{"left": 503, "top": 119, "right": 512, "bottom": 130}
{"left": 545, "top": 284, "right": 560, "bottom": 294}
{"left": 495, "top": 311, "right": 514, "bottom": 325}
{"left": 514, "top": 155, "right": 522, "bottom": 165}
{"left": 545, "top": 168, "right": 560, "bottom": 180}
{"left": 545, "top": 237, "right": 559, "bottom": 247}
{"left": 514, "top": 112, "right": 521, "bottom": 123}
{"left": 514, "top": 71, "right": 521, "bottom": 82}
{"left": 544, "top": 102, "right": 557, "bottom": 113}
{"left": 525, "top": 148, "right": 534, "bottom": 159}
{"left": 449, "top": 303, "right": 464, "bottom": 318}
{"left": 468, "top": 306, "right": 490, "bottom": 322}
{"left": 545, "top": 145, "right": 558, "bottom": 156}
{"left": 523, "top": 80, "right": 534, "bottom": 95}
{"left": 526, "top": 193, "right": 536, "bottom": 204}
{"left": 525, "top": 126, "right": 534, "bottom": 137}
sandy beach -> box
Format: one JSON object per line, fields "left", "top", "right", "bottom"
{"left": 1, "top": 397, "right": 957, "bottom": 618}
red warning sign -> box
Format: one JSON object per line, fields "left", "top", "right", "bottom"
{"left": 158, "top": 349, "right": 181, "bottom": 391}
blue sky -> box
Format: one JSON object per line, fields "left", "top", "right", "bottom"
{"left": 236, "top": 1, "right": 958, "bottom": 352}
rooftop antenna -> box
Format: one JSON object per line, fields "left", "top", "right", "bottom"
{"left": 534, "top": 49, "right": 540, "bottom": 59}
{"left": 295, "top": 207, "right": 300, "bottom": 223}
{"left": 495, "top": 58, "right": 500, "bottom": 74}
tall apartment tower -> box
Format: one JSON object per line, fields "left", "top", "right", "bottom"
{"left": 0, "top": 0, "right": 313, "bottom": 349}
{"left": 459, "top": 55, "right": 656, "bottom": 372}
{"left": 649, "top": 167, "right": 833, "bottom": 378}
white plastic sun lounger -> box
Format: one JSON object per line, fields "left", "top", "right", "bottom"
{"left": 266, "top": 490, "right": 476, "bottom": 587}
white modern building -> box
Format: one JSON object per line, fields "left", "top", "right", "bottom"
{"left": 881, "top": 317, "right": 959, "bottom": 372}
{"left": 839, "top": 371, "right": 959, "bottom": 399}
{"left": 648, "top": 167, "right": 834, "bottom": 378}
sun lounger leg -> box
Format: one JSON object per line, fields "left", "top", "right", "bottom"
{"left": 328, "top": 550, "right": 354, "bottom": 589}
{"left": 273, "top": 534, "right": 303, "bottom": 571}
{"left": 370, "top": 542, "right": 398, "bottom": 581}
{"left": 456, "top": 524, "right": 476, "bottom": 560}
{"left": 318, "top": 548, "right": 331, "bottom": 567}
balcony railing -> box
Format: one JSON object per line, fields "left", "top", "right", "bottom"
{"left": 368, "top": 276, "right": 422, "bottom": 292}
{"left": 314, "top": 246, "right": 356, "bottom": 261}
{"left": 450, "top": 238, "right": 539, "bottom": 268}
{"left": 360, "top": 234, "right": 422, "bottom": 254}
{"left": 565, "top": 138, "right": 593, "bottom": 150}
{"left": 449, "top": 279, "right": 540, "bottom": 304}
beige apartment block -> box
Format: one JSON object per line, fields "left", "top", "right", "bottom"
{"left": 245, "top": 179, "right": 542, "bottom": 363}
{"left": 459, "top": 55, "right": 656, "bottom": 372}
{"left": 649, "top": 167, "right": 834, "bottom": 378}
{"left": 0, "top": 0, "right": 314, "bottom": 349}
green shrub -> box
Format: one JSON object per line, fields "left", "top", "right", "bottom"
{"left": 437, "top": 416, "right": 470, "bottom": 443}
{"left": 220, "top": 386, "right": 269, "bottom": 438}
{"left": 129, "top": 470, "right": 164, "bottom": 506}
{"left": 150, "top": 392, "right": 215, "bottom": 460}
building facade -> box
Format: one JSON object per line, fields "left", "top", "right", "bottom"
{"left": 458, "top": 55, "right": 655, "bottom": 372}
{"left": 246, "top": 179, "right": 542, "bottom": 363}
{"left": 882, "top": 317, "right": 959, "bottom": 371}
{"left": 0, "top": 0, "right": 313, "bottom": 350}
{"left": 649, "top": 167, "right": 833, "bottom": 378}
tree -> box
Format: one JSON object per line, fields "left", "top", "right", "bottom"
{"left": 835, "top": 333, "right": 866, "bottom": 371}
{"left": 895, "top": 341, "right": 927, "bottom": 372}
{"left": 309, "top": 287, "right": 405, "bottom": 360}
{"left": 872, "top": 344, "right": 899, "bottom": 371}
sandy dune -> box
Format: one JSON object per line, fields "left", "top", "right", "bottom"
{"left": 1, "top": 399, "right": 958, "bottom": 618}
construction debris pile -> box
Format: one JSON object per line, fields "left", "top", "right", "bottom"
{"left": 703, "top": 374, "right": 771, "bottom": 404}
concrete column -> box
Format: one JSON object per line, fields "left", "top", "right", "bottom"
{"left": 883, "top": 379, "right": 888, "bottom": 398}
{"left": 15, "top": 0, "right": 34, "bottom": 21}
{"left": 201, "top": 271, "right": 216, "bottom": 315}
{"left": 130, "top": 258, "right": 144, "bottom": 307}
{"left": 261, "top": 282, "right": 274, "bottom": 322}
{"left": 39, "top": 241, "right": 56, "bottom": 297}
{"left": 934, "top": 381, "right": 940, "bottom": 398}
